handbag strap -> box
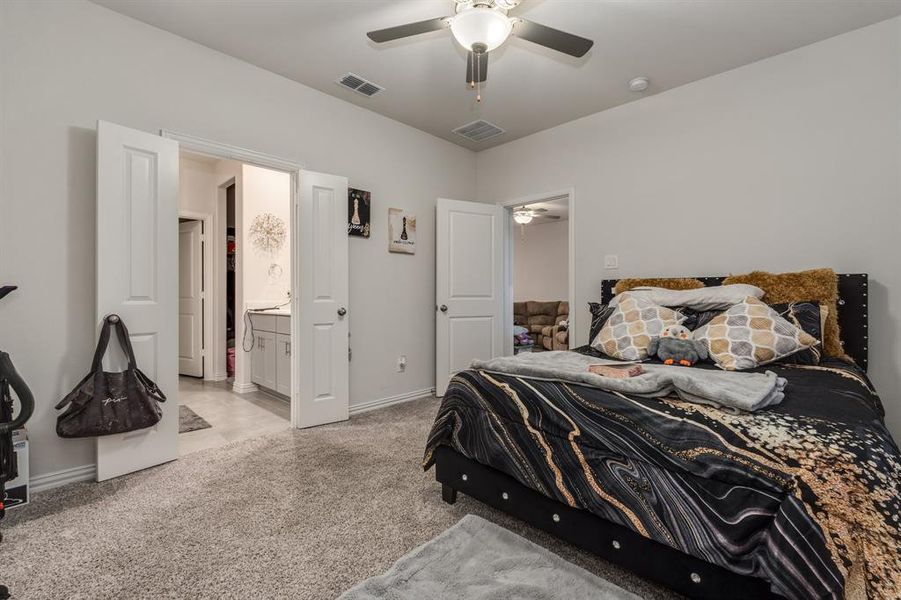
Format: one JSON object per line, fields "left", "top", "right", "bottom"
{"left": 91, "top": 315, "right": 138, "bottom": 371}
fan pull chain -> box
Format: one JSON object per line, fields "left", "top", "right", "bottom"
{"left": 470, "top": 52, "right": 475, "bottom": 89}
{"left": 476, "top": 54, "right": 482, "bottom": 102}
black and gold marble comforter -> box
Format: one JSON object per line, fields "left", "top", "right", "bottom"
{"left": 424, "top": 352, "right": 901, "bottom": 599}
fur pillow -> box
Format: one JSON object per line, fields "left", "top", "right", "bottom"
{"left": 593, "top": 294, "right": 687, "bottom": 361}
{"left": 694, "top": 297, "right": 817, "bottom": 370}
{"left": 613, "top": 278, "right": 705, "bottom": 296}
{"left": 723, "top": 268, "right": 847, "bottom": 360}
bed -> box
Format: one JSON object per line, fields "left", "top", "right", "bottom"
{"left": 424, "top": 274, "right": 901, "bottom": 599}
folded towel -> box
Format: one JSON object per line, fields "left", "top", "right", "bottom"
{"left": 471, "top": 351, "right": 786, "bottom": 413}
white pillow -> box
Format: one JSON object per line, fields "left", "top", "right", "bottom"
{"left": 609, "top": 284, "right": 764, "bottom": 311}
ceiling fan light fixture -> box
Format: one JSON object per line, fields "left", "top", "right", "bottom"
{"left": 513, "top": 210, "right": 533, "bottom": 224}
{"left": 451, "top": 6, "right": 513, "bottom": 52}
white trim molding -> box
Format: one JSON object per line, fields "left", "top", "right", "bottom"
{"left": 31, "top": 463, "right": 97, "bottom": 493}
{"left": 161, "top": 129, "right": 304, "bottom": 173}
{"left": 349, "top": 387, "right": 436, "bottom": 416}
{"left": 232, "top": 381, "right": 259, "bottom": 394}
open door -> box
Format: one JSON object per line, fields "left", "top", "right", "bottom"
{"left": 436, "top": 198, "right": 505, "bottom": 396}
{"left": 96, "top": 121, "right": 179, "bottom": 481}
{"left": 295, "top": 171, "right": 349, "bottom": 427}
{"left": 178, "top": 220, "right": 204, "bottom": 377}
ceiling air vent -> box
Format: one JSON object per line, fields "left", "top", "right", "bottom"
{"left": 337, "top": 73, "right": 384, "bottom": 98}
{"left": 453, "top": 119, "right": 505, "bottom": 143}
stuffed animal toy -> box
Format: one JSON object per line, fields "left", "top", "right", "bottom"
{"left": 647, "top": 325, "right": 708, "bottom": 366}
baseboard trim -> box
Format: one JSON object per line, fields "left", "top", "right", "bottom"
{"left": 28, "top": 388, "right": 435, "bottom": 493}
{"left": 232, "top": 381, "right": 258, "bottom": 394}
{"left": 31, "top": 463, "right": 96, "bottom": 493}
{"left": 349, "top": 387, "right": 435, "bottom": 416}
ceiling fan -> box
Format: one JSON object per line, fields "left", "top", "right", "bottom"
{"left": 513, "top": 206, "right": 559, "bottom": 224}
{"left": 367, "top": 0, "right": 594, "bottom": 101}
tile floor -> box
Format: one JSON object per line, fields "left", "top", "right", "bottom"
{"left": 178, "top": 376, "right": 290, "bottom": 456}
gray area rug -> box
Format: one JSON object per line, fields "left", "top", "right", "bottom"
{"left": 341, "top": 514, "right": 641, "bottom": 600}
{"left": 178, "top": 404, "right": 212, "bottom": 433}
{"left": 2, "top": 398, "right": 680, "bottom": 600}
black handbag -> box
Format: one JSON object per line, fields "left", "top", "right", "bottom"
{"left": 55, "top": 315, "right": 166, "bottom": 438}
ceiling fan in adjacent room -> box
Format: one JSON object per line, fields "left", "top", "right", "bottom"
{"left": 513, "top": 206, "right": 560, "bottom": 240}
{"left": 367, "top": 0, "right": 594, "bottom": 102}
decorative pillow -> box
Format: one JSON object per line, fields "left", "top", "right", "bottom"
{"left": 722, "top": 268, "right": 847, "bottom": 361}
{"left": 612, "top": 284, "right": 764, "bottom": 311}
{"left": 614, "top": 277, "right": 704, "bottom": 296}
{"left": 694, "top": 297, "right": 817, "bottom": 370}
{"left": 679, "top": 307, "right": 721, "bottom": 332}
{"left": 593, "top": 294, "right": 687, "bottom": 361}
{"left": 769, "top": 301, "right": 827, "bottom": 365}
{"left": 587, "top": 302, "right": 616, "bottom": 343}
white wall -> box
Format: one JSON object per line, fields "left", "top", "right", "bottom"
{"left": 0, "top": 0, "right": 475, "bottom": 479}
{"left": 477, "top": 17, "right": 901, "bottom": 436}
{"left": 178, "top": 156, "right": 218, "bottom": 216}
{"left": 241, "top": 165, "right": 291, "bottom": 306}
{"left": 513, "top": 220, "right": 569, "bottom": 302}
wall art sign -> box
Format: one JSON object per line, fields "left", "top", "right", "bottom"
{"left": 348, "top": 188, "right": 371, "bottom": 238}
{"left": 249, "top": 212, "right": 286, "bottom": 255}
{"left": 388, "top": 208, "right": 415, "bottom": 255}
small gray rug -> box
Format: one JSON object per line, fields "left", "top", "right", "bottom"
{"left": 179, "top": 405, "right": 212, "bottom": 433}
{"left": 339, "top": 514, "right": 642, "bottom": 600}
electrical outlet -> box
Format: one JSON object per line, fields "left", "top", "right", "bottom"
{"left": 604, "top": 254, "right": 619, "bottom": 269}
{"left": 397, "top": 355, "right": 407, "bottom": 373}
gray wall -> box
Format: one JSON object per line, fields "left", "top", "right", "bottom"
{"left": 0, "top": 0, "right": 476, "bottom": 478}
{"left": 513, "top": 220, "right": 569, "bottom": 303}
{"left": 477, "top": 17, "right": 901, "bottom": 436}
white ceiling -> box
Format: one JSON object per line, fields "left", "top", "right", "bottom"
{"left": 93, "top": 0, "right": 901, "bottom": 150}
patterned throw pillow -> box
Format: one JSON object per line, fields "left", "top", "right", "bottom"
{"left": 770, "top": 301, "right": 826, "bottom": 366}
{"left": 693, "top": 297, "right": 817, "bottom": 370}
{"left": 588, "top": 302, "right": 616, "bottom": 343}
{"left": 593, "top": 294, "right": 687, "bottom": 361}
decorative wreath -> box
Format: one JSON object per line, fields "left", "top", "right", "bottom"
{"left": 249, "top": 213, "right": 286, "bottom": 254}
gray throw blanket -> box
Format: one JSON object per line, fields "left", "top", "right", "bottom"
{"left": 471, "top": 351, "right": 787, "bottom": 412}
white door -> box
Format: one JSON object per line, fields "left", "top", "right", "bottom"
{"left": 178, "top": 220, "right": 204, "bottom": 377}
{"left": 436, "top": 198, "right": 505, "bottom": 396}
{"left": 296, "top": 171, "right": 349, "bottom": 427}
{"left": 96, "top": 121, "right": 179, "bottom": 481}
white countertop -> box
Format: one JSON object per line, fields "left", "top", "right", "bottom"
{"left": 248, "top": 308, "right": 291, "bottom": 317}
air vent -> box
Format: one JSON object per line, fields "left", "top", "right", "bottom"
{"left": 453, "top": 119, "right": 505, "bottom": 142}
{"left": 337, "top": 73, "right": 384, "bottom": 98}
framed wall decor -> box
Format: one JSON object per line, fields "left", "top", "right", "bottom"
{"left": 348, "top": 188, "right": 371, "bottom": 238}
{"left": 388, "top": 208, "right": 415, "bottom": 254}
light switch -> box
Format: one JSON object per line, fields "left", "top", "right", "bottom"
{"left": 604, "top": 255, "right": 619, "bottom": 269}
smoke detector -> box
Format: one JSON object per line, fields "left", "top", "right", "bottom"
{"left": 629, "top": 77, "right": 649, "bottom": 92}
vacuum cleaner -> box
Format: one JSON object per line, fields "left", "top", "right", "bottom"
{"left": 0, "top": 285, "right": 35, "bottom": 600}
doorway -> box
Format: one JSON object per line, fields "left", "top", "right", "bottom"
{"left": 94, "top": 121, "right": 350, "bottom": 480}
{"left": 501, "top": 190, "right": 575, "bottom": 357}
{"left": 177, "top": 151, "right": 294, "bottom": 455}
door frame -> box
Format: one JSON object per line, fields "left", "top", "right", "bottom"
{"left": 498, "top": 188, "right": 576, "bottom": 356}
{"left": 162, "top": 129, "right": 306, "bottom": 428}
{"left": 178, "top": 211, "right": 213, "bottom": 379}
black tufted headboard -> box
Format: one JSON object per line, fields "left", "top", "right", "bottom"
{"left": 600, "top": 274, "right": 869, "bottom": 371}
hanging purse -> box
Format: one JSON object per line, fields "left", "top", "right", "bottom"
{"left": 55, "top": 315, "right": 166, "bottom": 438}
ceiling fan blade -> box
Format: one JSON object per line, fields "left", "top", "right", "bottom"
{"left": 512, "top": 19, "right": 594, "bottom": 57}
{"left": 367, "top": 17, "right": 450, "bottom": 43}
{"left": 465, "top": 51, "right": 489, "bottom": 84}
{"left": 532, "top": 208, "right": 548, "bottom": 213}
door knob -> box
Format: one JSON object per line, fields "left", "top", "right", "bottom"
{"left": 439, "top": 305, "right": 448, "bottom": 313}
{"left": 337, "top": 307, "right": 347, "bottom": 317}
